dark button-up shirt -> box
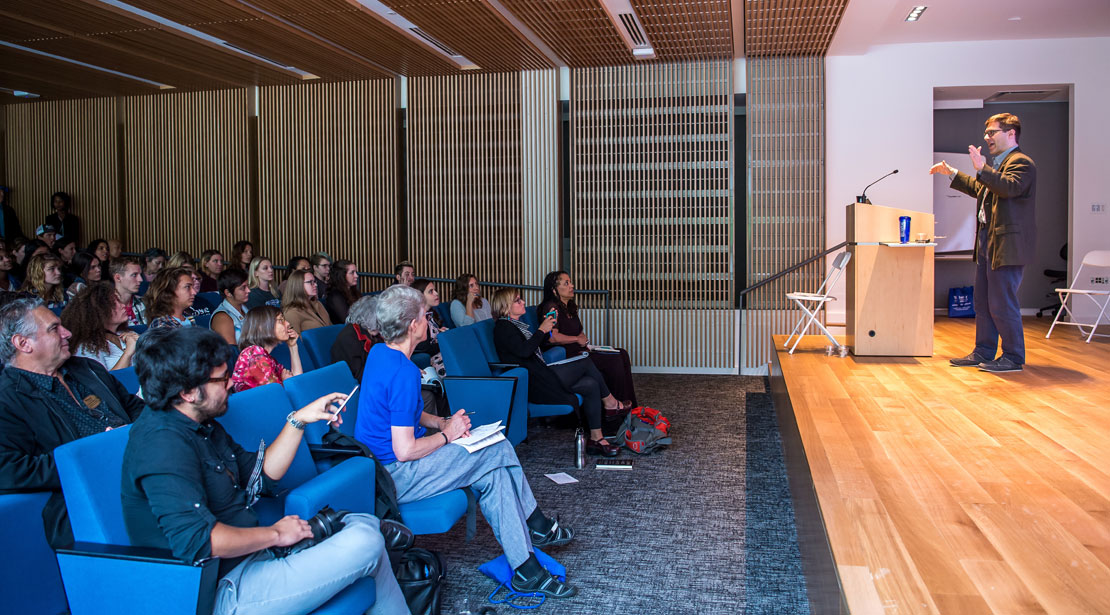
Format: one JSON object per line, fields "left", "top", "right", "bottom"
{"left": 121, "top": 407, "right": 276, "bottom": 577}
{"left": 6, "top": 366, "right": 127, "bottom": 438}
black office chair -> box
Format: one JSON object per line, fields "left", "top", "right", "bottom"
{"left": 1036, "top": 243, "right": 1068, "bottom": 318}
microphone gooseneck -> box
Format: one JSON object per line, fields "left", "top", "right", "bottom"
{"left": 857, "top": 169, "right": 899, "bottom": 204}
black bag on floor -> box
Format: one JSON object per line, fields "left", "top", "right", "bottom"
{"left": 396, "top": 547, "right": 446, "bottom": 615}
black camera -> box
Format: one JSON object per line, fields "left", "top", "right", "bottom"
{"left": 269, "top": 506, "right": 349, "bottom": 558}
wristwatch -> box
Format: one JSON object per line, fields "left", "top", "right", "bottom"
{"left": 286, "top": 411, "right": 305, "bottom": 430}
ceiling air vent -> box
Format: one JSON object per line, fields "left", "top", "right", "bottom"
{"left": 985, "top": 90, "right": 1057, "bottom": 103}
{"left": 408, "top": 27, "right": 460, "bottom": 57}
{"left": 600, "top": 0, "right": 656, "bottom": 60}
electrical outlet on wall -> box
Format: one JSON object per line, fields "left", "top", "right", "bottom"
{"left": 1093, "top": 203, "right": 1106, "bottom": 214}
{"left": 1092, "top": 276, "right": 1109, "bottom": 285}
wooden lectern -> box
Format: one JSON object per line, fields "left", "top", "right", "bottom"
{"left": 846, "top": 203, "right": 934, "bottom": 356}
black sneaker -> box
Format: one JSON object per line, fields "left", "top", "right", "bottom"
{"left": 950, "top": 352, "right": 990, "bottom": 367}
{"left": 511, "top": 568, "right": 577, "bottom": 598}
{"left": 530, "top": 517, "right": 574, "bottom": 548}
{"left": 978, "top": 358, "right": 1023, "bottom": 373}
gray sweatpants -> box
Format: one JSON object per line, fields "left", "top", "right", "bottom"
{"left": 387, "top": 438, "right": 538, "bottom": 568}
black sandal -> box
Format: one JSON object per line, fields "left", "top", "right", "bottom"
{"left": 530, "top": 517, "right": 574, "bottom": 547}
{"left": 511, "top": 568, "right": 577, "bottom": 598}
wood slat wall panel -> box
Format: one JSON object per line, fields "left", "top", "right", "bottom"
{"left": 520, "top": 70, "right": 560, "bottom": 295}
{"left": 258, "top": 80, "right": 398, "bottom": 293}
{"left": 571, "top": 61, "right": 734, "bottom": 370}
{"left": 2, "top": 98, "right": 120, "bottom": 245}
{"left": 407, "top": 72, "right": 543, "bottom": 297}
{"left": 122, "top": 89, "right": 250, "bottom": 256}
{"left": 744, "top": 55, "right": 826, "bottom": 371}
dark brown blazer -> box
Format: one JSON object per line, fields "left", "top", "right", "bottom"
{"left": 950, "top": 147, "right": 1037, "bottom": 269}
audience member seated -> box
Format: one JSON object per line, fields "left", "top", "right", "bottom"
{"left": 410, "top": 279, "right": 447, "bottom": 357}
{"left": 20, "top": 253, "right": 67, "bottom": 310}
{"left": 449, "top": 273, "right": 493, "bottom": 326}
{"left": 64, "top": 250, "right": 102, "bottom": 300}
{"left": 111, "top": 256, "right": 147, "bottom": 327}
{"left": 540, "top": 271, "right": 637, "bottom": 407}
{"left": 0, "top": 297, "right": 144, "bottom": 549}
{"left": 11, "top": 237, "right": 34, "bottom": 279}
{"left": 108, "top": 238, "right": 123, "bottom": 261}
{"left": 310, "top": 253, "right": 332, "bottom": 303}
{"left": 325, "top": 259, "right": 360, "bottom": 324}
{"left": 87, "top": 239, "right": 110, "bottom": 280}
{"left": 210, "top": 269, "right": 250, "bottom": 344}
{"left": 53, "top": 237, "right": 79, "bottom": 278}
{"left": 145, "top": 267, "right": 198, "bottom": 330}
{"left": 0, "top": 247, "right": 18, "bottom": 291}
{"left": 123, "top": 327, "right": 407, "bottom": 614}
{"left": 188, "top": 270, "right": 217, "bottom": 320}
{"left": 61, "top": 282, "right": 139, "bottom": 370}
{"left": 231, "top": 306, "right": 303, "bottom": 392}
{"left": 229, "top": 239, "right": 253, "bottom": 271}
{"left": 198, "top": 249, "right": 224, "bottom": 292}
{"left": 45, "top": 191, "right": 79, "bottom": 243}
{"left": 0, "top": 184, "right": 22, "bottom": 243}
{"left": 35, "top": 225, "right": 57, "bottom": 249}
{"left": 166, "top": 250, "right": 194, "bottom": 270}
{"left": 356, "top": 285, "right": 577, "bottom": 598}
{"left": 141, "top": 247, "right": 167, "bottom": 283}
{"left": 246, "top": 256, "right": 281, "bottom": 309}
{"left": 491, "top": 288, "right": 626, "bottom": 457}
{"left": 282, "top": 269, "right": 331, "bottom": 333}
{"left": 277, "top": 256, "right": 310, "bottom": 296}
{"left": 394, "top": 260, "right": 415, "bottom": 286}
{"left": 331, "top": 295, "right": 382, "bottom": 380}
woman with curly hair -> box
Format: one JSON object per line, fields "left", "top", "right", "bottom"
{"left": 231, "top": 305, "right": 303, "bottom": 392}
{"left": 324, "top": 259, "right": 360, "bottom": 324}
{"left": 61, "top": 282, "right": 139, "bottom": 370}
{"left": 229, "top": 240, "right": 254, "bottom": 271}
{"left": 65, "top": 251, "right": 103, "bottom": 300}
{"left": 145, "top": 267, "right": 198, "bottom": 329}
{"left": 20, "top": 253, "right": 66, "bottom": 309}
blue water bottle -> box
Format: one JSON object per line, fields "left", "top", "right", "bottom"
{"left": 899, "top": 216, "right": 911, "bottom": 244}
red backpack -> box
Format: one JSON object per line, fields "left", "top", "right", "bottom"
{"left": 615, "top": 406, "right": 673, "bottom": 454}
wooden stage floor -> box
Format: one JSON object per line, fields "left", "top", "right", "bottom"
{"left": 770, "top": 317, "right": 1110, "bottom": 615}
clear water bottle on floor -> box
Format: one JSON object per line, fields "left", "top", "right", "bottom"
{"left": 459, "top": 596, "right": 472, "bottom": 615}
{"left": 574, "top": 428, "right": 585, "bottom": 468}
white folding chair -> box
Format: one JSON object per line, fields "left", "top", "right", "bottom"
{"left": 1046, "top": 249, "right": 1110, "bottom": 343}
{"left": 783, "top": 251, "right": 852, "bottom": 354}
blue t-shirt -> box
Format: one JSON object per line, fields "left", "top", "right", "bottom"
{"left": 355, "top": 344, "right": 425, "bottom": 464}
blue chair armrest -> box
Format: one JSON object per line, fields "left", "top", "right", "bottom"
{"left": 1, "top": 492, "right": 67, "bottom": 615}
{"left": 542, "top": 347, "right": 566, "bottom": 363}
{"left": 57, "top": 542, "right": 219, "bottom": 615}
{"left": 442, "top": 376, "right": 516, "bottom": 428}
{"left": 400, "top": 490, "right": 470, "bottom": 535}
{"left": 284, "top": 456, "right": 375, "bottom": 518}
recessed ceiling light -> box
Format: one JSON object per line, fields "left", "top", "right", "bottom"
{"left": 904, "top": 6, "right": 927, "bottom": 22}
{"left": 1008, "top": 16, "right": 1022, "bottom": 21}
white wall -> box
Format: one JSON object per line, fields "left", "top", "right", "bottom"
{"left": 825, "top": 36, "right": 1110, "bottom": 322}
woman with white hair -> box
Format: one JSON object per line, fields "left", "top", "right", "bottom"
{"left": 354, "top": 285, "right": 577, "bottom": 599}
{"left": 330, "top": 294, "right": 383, "bottom": 380}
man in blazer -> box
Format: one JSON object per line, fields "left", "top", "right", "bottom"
{"left": 931, "top": 112, "right": 1036, "bottom": 372}
{"left": 0, "top": 297, "right": 145, "bottom": 548}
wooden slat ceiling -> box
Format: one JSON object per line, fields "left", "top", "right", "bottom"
{"left": 0, "top": 0, "right": 783, "bottom": 102}
{"left": 743, "top": 0, "right": 850, "bottom": 56}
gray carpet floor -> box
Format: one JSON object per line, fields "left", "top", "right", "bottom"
{"left": 419, "top": 374, "right": 809, "bottom": 615}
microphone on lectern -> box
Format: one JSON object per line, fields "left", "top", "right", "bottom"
{"left": 856, "top": 169, "right": 899, "bottom": 204}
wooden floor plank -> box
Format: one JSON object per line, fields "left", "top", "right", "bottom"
{"left": 773, "top": 317, "right": 1110, "bottom": 615}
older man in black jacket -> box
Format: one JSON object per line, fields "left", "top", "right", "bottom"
{"left": 0, "top": 297, "right": 144, "bottom": 548}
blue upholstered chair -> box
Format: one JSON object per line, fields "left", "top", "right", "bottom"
{"left": 195, "top": 291, "right": 221, "bottom": 308}
{"left": 54, "top": 424, "right": 377, "bottom": 614}
{"left": 434, "top": 302, "right": 456, "bottom": 329}
{"left": 438, "top": 326, "right": 529, "bottom": 446}
{"left": 270, "top": 342, "right": 293, "bottom": 370}
{"left": 468, "top": 319, "right": 576, "bottom": 421}
{"left": 110, "top": 366, "right": 141, "bottom": 395}
{"left": 129, "top": 323, "right": 148, "bottom": 335}
{"left": 0, "top": 492, "right": 68, "bottom": 615}
{"left": 299, "top": 324, "right": 344, "bottom": 372}
{"left": 283, "top": 361, "right": 361, "bottom": 444}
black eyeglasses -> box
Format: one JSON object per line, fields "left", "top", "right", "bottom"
{"left": 984, "top": 128, "right": 1006, "bottom": 137}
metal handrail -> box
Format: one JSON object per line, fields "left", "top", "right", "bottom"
{"left": 739, "top": 242, "right": 848, "bottom": 297}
